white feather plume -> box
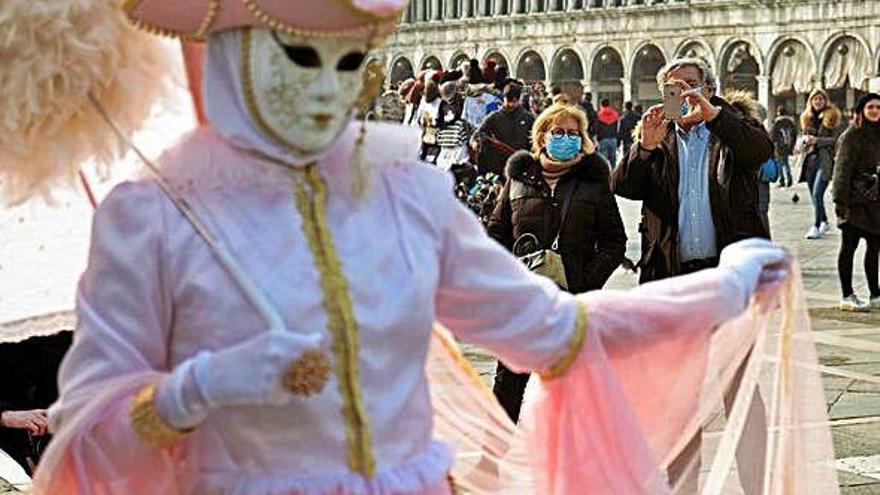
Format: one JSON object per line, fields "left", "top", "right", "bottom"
{"left": 0, "top": 0, "right": 172, "bottom": 204}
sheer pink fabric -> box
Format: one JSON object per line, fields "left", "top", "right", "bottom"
{"left": 428, "top": 264, "right": 838, "bottom": 495}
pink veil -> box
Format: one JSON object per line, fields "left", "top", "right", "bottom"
{"left": 426, "top": 264, "right": 838, "bottom": 495}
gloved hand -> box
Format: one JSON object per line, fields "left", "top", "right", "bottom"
{"left": 719, "top": 238, "right": 790, "bottom": 304}
{"left": 155, "top": 330, "right": 325, "bottom": 430}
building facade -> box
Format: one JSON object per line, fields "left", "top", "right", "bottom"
{"left": 376, "top": 0, "right": 880, "bottom": 116}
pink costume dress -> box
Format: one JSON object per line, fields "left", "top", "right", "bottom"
{"left": 32, "top": 30, "right": 753, "bottom": 495}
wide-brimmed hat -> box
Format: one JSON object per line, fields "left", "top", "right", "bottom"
{"left": 123, "top": 0, "right": 410, "bottom": 41}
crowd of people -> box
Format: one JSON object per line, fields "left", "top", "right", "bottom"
{"left": 0, "top": 0, "right": 869, "bottom": 489}
{"left": 380, "top": 58, "right": 880, "bottom": 316}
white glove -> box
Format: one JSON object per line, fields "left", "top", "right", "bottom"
{"left": 718, "top": 238, "right": 790, "bottom": 305}
{"left": 155, "top": 330, "right": 325, "bottom": 430}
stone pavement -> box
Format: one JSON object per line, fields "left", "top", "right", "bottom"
{"left": 464, "top": 180, "right": 880, "bottom": 494}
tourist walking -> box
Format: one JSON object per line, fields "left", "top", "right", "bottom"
{"left": 799, "top": 89, "right": 842, "bottom": 239}
{"left": 769, "top": 105, "right": 798, "bottom": 187}
{"left": 486, "top": 103, "right": 626, "bottom": 422}
{"left": 832, "top": 93, "right": 880, "bottom": 311}
{"left": 595, "top": 99, "right": 620, "bottom": 167}
{"left": 579, "top": 91, "right": 599, "bottom": 141}
{"left": 417, "top": 79, "right": 442, "bottom": 164}
{"left": 617, "top": 101, "right": 640, "bottom": 156}
{"left": 435, "top": 81, "right": 471, "bottom": 172}
{"left": 471, "top": 83, "right": 535, "bottom": 176}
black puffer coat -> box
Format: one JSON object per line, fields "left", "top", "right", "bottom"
{"left": 487, "top": 151, "right": 627, "bottom": 292}
{"left": 832, "top": 122, "right": 880, "bottom": 235}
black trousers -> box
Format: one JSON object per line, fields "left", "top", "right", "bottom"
{"left": 838, "top": 225, "right": 880, "bottom": 298}
{"left": 491, "top": 361, "right": 530, "bottom": 423}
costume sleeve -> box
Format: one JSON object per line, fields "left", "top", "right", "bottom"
{"left": 32, "top": 181, "right": 182, "bottom": 495}
{"left": 523, "top": 267, "right": 750, "bottom": 494}
{"left": 435, "top": 190, "right": 581, "bottom": 374}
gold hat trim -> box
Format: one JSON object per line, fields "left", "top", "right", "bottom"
{"left": 122, "top": 0, "right": 398, "bottom": 41}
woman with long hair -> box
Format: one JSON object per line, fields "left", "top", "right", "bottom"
{"left": 832, "top": 93, "right": 880, "bottom": 311}
{"left": 799, "top": 89, "right": 842, "bottom": 239}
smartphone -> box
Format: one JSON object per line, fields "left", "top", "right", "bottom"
{"left": 662, "top": 83, "right": 682, "bottom": 120}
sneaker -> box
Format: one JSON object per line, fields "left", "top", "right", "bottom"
{"left": 840, "top": 294, "right": 871, "bottom": 312}
{"left": 818, "top": 221, "right": 830, "bottom": 235}
{"left": 805, "top": 226, "right": 821, "bottom": 239}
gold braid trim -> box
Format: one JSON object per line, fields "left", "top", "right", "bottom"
{"left": 129, "top": 382, "right": 191, "bottom": 449}
{"left": 241, "top": 0, "right": 396, "bottom": 42}
{"left": 239, "top": 29, "right": 350, "bottom": 158}
{"left": 539, "top": 300, "right": 588, "bottom": 380}
{"left": 122, "top": 0, "right": 220, "bottom": 42}
{"left": 293, "top": 166, "right": 376, "bottom": 478}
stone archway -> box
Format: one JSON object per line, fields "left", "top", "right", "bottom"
{"left": 421, "top": 55, "right": 444, "bottom": 71}
{"left": 389, "top": 57, "right": 415, "bottom": 85}
{"left": 675, "top": 40, "right": 713, "bottom": 67}
{"left": 551, "top": 48, "right": 585, "bottom": 103}
{"left": 631, "top": 44, "right": 666, "bottom": 106}
{"left": 720, "top": 41, "right": 760, "bottom": 98}
{"left": 449, "top": 52, "right": 471, "bottom": 73}
{"left": 769, "top": 38, "right": 816, "bottom": 115}
{"left": 516, "top": 50, "right": 547, "bottom": 84}
{"left": 822, "top": 35, "right": 872, "bottom": 112}
{"left": 591, "top": 47, "right": 624, "bottom": 109}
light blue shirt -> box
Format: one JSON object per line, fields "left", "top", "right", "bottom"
{"left": 676, "top": 122, "right": 718, "bottom": 262}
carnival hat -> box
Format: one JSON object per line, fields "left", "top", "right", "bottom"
{"left": 124, "top": 0, "right": 410, "bottom": 41}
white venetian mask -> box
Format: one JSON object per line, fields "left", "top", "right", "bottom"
{"left": 242, "top": 28, "right": 368, "bottom": 156}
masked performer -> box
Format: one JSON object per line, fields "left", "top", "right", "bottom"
{"left": 9, "top": 1, "right": 786, "bottom": 494}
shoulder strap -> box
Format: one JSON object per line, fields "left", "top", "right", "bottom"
{"left": 551, "top": 181, "right": 578, "bottom": 251}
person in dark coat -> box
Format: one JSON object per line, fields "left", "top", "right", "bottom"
{"left": 579, "top": 91, "right": 599, "bottom": 141}
{"left": 799, "top": 89, "right": 843, "bottom": 239}
{"left": 617, "top": 101, "right": 641, "bottom": 157}
{"left": 471, "top": 83, "right": 535, "bottom": 176}
{"left": 487, "top": 103, "right": 626, "bottom": 422}
{"left": 595, "top": 99, "right": 620, "bottom": 167}
{"left": 768, "top": 105, "right": 798, "bottom": 187}
{"left": 832, "top": 93, "right": 880, "bottom": 311}
{"left": 612, "top": 59, "right": 772, "bottom": 284}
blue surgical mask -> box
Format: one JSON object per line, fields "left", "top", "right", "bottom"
{"left": 546, "top": 134, "right": 582, "bottom": 161}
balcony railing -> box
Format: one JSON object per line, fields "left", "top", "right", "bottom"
{"left": 400, "top": 0, "right": 698, "bottom": 24}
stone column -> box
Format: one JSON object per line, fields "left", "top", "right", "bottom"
{"left": 445, "top": 0, "right": 455, "bottom": 18}
{"left": 581, "top": 79, "right": 593, "bottom": 95}
{"left": 431, "top": 0, "right": 442, "bottom": 20}
{"left": 496, "top": 0, "right": 506, "bottom": 15}
{"left": 622, "top": 77, "right": 633, "bottom": 103}
{"left": 756, "top": 75, "right": 770, "bottom": 116}
{"left": 529, "top": 0, "right": 541, "bottom": 13}
{"left": 415, "top": 0, "right": 425, "bottom": 21}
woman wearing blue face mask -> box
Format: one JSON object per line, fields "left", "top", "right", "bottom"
{"left": 486, "top": 103, "right": 627, "bottom": 423}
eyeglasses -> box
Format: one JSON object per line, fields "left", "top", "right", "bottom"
{"left": 549, "top": 129, "right": 580, "bottom": 138}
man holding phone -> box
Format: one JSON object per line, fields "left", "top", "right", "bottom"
{"left": 611, "top": 58, "right": 773, "bottom": 494}
{"left": 612, "top": 58, "right": 772, "bottom": 283}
